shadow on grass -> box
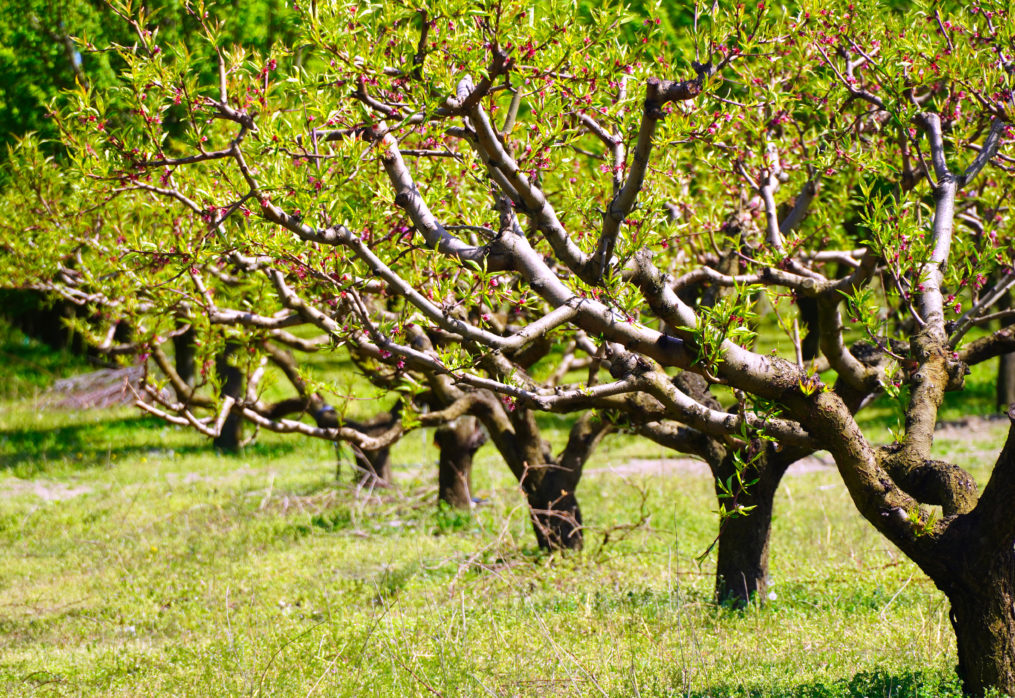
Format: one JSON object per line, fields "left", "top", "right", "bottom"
{"left": 0, "top": 311, "right": 93, "bottom": 400}
{"left": 0, "top": 414, "right": 299, "bottom": 473}
{"left": 695, "top": 669, "right": 964, "bottom": 697}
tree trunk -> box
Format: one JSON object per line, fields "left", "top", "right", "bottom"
{"left": 998, "top": 292, "right": 1015, "bottom": 409}
{"left": 173, "top": 326, "right": 197, "bottom": 387}
{"left": 351, "top": 444, "right": 392, "bottom": 485}
{"left": 0, "top": 290, "right": 78, "bottom": 351}
{"left": 434, "top": 417, "right": 485, "bottom": 509}
{"left": 524, "top": 413, "right": 609, "bottom": 552}
{"left": 212, "top": 344, "right": 244, "bottom": 452}
{"left": 711, "top": 445, "right": 802, "bottom": 607}
{"left": 797, "top": 294, "right": 820, "bottom": 361}
{"left": 714, "top": 480, "right": 775, "bottom": 606}
{"left": 317, "top": 404, "right": 401, "bottom": 487}
{"left": 945, "top": 553, "right": 1015, "bottom": 696}
{"left": 528, "top": 472, "right": 584, "bottom": 551}
{"left": 998, "top": 353, "right": 1015, "bottom": 411}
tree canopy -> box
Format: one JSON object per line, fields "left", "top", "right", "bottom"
{"left": 4, "top": 0, "right": 1015, "bottom": 693}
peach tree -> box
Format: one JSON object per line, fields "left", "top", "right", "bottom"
{"left": 5, "top": 0, "right": 1015, "bottom": 691}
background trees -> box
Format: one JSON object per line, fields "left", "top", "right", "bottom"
{"left": 4, "top": 0, "right": 1015, "bottom": 693}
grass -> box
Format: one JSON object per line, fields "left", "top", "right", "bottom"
{"left": 1, "top": 324, "right": 1012, "bottom": 696}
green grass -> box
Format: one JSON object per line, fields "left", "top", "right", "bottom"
{"left": 0, "top": 408, "right": 1003, "bottom": 696}
{"left": 1, "top": 325, "right": 1011, "bottom": 696}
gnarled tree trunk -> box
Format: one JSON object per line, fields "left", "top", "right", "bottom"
{"left": 934, "top": 409, "right": 1015, "bottom": 696}
{"left": 713, "top": 471, "right": 776, "bottom": 606}
{"left": 350, "top": 442, "right": 392, "bottom": 484}
{"left": 528, "top": 467, "right": 585, "bottom": 551}
{"left": 945, "top": 556, "right": 1015, "bottom": 696}
{"left": 334, "top": 407, "right": 401, "bottom": 486}
{"left": 434, "top": 416, "right": 486, "bottom": 509}
{"left": 302, "top": 406, "right": 395, "bottom": 484}
{"left": 711, "top": 445, "right": 804, "bottom": 607}
{"left": 524, "top": 412, "right": 610, "bottom": 551}
{"left": 212, "top": 343, "right": 244, "bottom": 452}
{"left": 474, "top": 397, "right": 607, "bottom": 552}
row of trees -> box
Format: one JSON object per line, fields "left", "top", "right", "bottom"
{"left": 4, "top": 0, "right": 1015, "bottom": 693}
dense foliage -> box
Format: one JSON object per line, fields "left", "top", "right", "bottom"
{"left": 3, "top": 0, "right": 1015, "bottom": 693}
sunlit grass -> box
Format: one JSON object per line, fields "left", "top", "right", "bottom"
{"left": 1, "top": 320, "right": 1010, "bottom": 696}
{"left": 3, "top": 396, "right": 1002, "bottom": 696}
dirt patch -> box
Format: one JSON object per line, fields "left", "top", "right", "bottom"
{"left": 40, "top": 366, "right": 172, "bottom": 410}
{"left": 0, "top": 478, "right": 93, "bottom": 501}
{"left": 934, "top": 413, "right": 1010, "bottom": 440}
{"left": 164, "top": 466, "right": 267, "bottom": 487}
{"left": 588, "top": 457, "right": 711, "bottom": 478}
{"left": 40, "top": 367, "right": 144, "bottom": 409}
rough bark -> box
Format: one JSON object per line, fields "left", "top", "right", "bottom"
{"left": 945, "top": 555, "right": 1015, "bottom": 696}
{"left": 941, "top": 410, "right": 1015, "bottom": 695}
{"left": 434, "top": 416, "right": 486, "bottom": 508}
{"left": 173, "top": 326, "right": 197, "bottom": 387}
{"left": 878, "top": 450, "right": 978, "bottom": 516}
{"left": 212, "top": 343, "right": 244, "bottom": 452}
{"left": 403, "top": 334, "right": 602, "bottom": 549}
{"left": 713, "top": 451, "right": 777, "bottom": 606}
{"left": 998, "top": 293, "right": 1015, "bottom": 409}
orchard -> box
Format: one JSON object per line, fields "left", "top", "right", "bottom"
{"left": 3, "top": 0, "right": 1015, "bottom": 693}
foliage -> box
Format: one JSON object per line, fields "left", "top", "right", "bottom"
{"left": 0, "top": 0, "right": 297, "bottom": 181}
{"left": 4, "top": 0, "right": 1015, "bottom": 691}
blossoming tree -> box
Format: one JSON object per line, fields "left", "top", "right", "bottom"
{"left": 6, "top": 0, "right": 1015, "bottom": 691}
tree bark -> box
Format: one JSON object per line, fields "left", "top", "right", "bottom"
{"left": 634, "top": 373, "right": 786, "bottom": 605}
{"left": 528, "top": 468, "right": 584, "bottom": 551}
{"left": 797, "top": 293, "right": 820, "bottom": 361}
{"left": 351, "top": 443, "right": 392, "bottom": 484}
{"left": 0, "top": 290, "right": 80, "bottom": 352}
{"left": 933, "top": 408, "right": 1015, "bottom": 695}
{"left": 999, "top": 353, "right": 1015, "bottom": 409}
{"left": 324, "top": 405, "right": 401, "bottom": 486}
{"left": 997, "top": 292, "right": 1015, "bottom": 409}
{"left": 173, "top": 326, "right": 197, "bottom": 387}
{"left": 469, "top": 399, "right": 586, "bottom": 550}
{"left": 524, "top": 413, "right": 609, "bottom": 551}
{"left": 944, "top": 553, "right": 1015, "bottom": 696}
{"left": 212, "top": 343, "right": 244, "bottom": 452}
{"left": 714, "top": 475, "right": 775, "bottom": 606}
{"left": 434, "top": 416, "right": 485, "bottom": 509}
{"left": 711, "top": 444, "right": 807, "bottom": 607}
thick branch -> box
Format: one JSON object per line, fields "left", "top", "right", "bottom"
{"left": 592, "top": 75, "right": 705, "bottom": 279}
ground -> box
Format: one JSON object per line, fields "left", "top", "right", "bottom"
{"left": 0, "top": 328, "right": 1010, "bottom": 696}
